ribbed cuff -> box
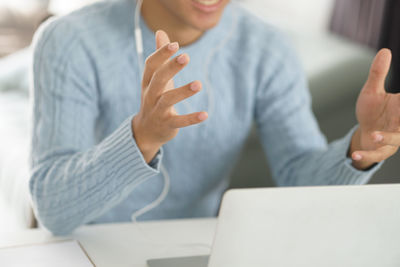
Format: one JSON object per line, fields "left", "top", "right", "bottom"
{"left": 332, "top": 126, "right": 383, "bottom": 185}
{"left": 99, "top": 116, "right": 163, "bottom": 181}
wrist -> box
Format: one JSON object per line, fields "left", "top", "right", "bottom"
{"left": 132, "top": 116, "right": 162, "bottom": 164}
{"left": 349, "top": 127, "right": 376, "bottom": 170}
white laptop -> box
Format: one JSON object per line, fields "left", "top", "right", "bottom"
{"left": 148, "top": 184, "right": 400, "bottom": 267}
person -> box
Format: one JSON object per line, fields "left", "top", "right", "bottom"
{"left": 30, "top": 0, "right": 400, "bottom": 236}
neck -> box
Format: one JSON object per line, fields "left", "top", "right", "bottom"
{"left": 141, "top": 0, "right": 204, "bottom": 46}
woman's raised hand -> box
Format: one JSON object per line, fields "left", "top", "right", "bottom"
{"left": 132, "top": 30, "right": 208, "bottom": 163}
{"left": 350, "top": 49, "right": 400, "bottom": 169}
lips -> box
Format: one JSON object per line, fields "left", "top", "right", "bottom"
{"left": 193, "top": 0, "right": 220, "bottom": 5}
{"left": 192, "top": 0, "right": 223, "bottom": 13}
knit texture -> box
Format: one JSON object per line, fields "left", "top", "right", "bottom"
{"left": 30, "top": 0, "right": 380, "bottom": 235}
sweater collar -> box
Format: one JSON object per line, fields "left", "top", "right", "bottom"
{"left": 139, "top": 2, "right": 235, "bottom": 56}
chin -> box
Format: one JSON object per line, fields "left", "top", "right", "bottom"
{"left": 192, "top": 20, "right": 220, "bottom": 31}
{"left": 189, "top": 12, "right": 224, "bottom": 31}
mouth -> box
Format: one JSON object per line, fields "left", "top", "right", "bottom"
{"left": 191, "top": 0, "right": 223, "bottom": 13}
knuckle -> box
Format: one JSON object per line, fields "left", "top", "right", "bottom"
{"left": 142, "top": 90, "right": 149, "bottom": 101}
{"left": 370, "top": 68, "right": 382, "bottom": 77}
{"left": 189, "top": 115, "right": 198, "bottom": 125}
{"left": 145, "top": 47, "right": 169, "bottom": 68}
{"left": 390, "top": 116, "right": 397, "bottom": 125}
{"left": 374, "top": 151, "right": 386, "bottom": 162}
{"left": 152, "top": 68, "right": 160, "bottom": 78}
{"left": 159, "top": 111, "right": 169, "bottom": 123}
{"left": 377, "top": 154, "right": 386, "bottom": 162}
{"left": 385, "top": 134, "right": 393, "bottom": 143}
{"left": 144, "top": 56, "right": 153, "bottom": 67}
{"left": 157, "top": 95, "right": 167, "bottom": 108}
{"left": 161, "top": 45, "right": 171, "bottom": 55}
{"left": 166, "top": 115, "right": 178, "bottom": 128}
{"left": 153, "top": 69, "right": 165, "bottom": 82}
{"left": 143, "top": 95, "right": 153, "bottom": 108}
{"left": 158, "top": 94, "right": 171, "bottom": 108}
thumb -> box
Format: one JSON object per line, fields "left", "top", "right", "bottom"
{"left": 364, "top": 48, "right": 392, "bottom": 93}
{"left": 155, "top": 30, "right": 171, "bottom": 50}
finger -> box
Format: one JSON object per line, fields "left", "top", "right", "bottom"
{"left": 142, "top": 30, "right": 173, "bottom": 88}
{"left": 372, "top": 131, "right": 400, "bottom": 147}
{"left": 142, "top": 42, "right": 179, "bottom": 88}
{"left": 156, "top": 30, "right": 171, "bottom": 50}
{"left": 364, "top": 48, "right": 392, "bottom": 93}
{"left": 157, "top": 81, "right": 202, "bottom": 110}
{"left": 168, "top": 112, "right": 208, "bottom": 129}
{"left": 352, "top": 146, "right": 389, "bottom": 163}
{"left": 148, "top": 53, "right": 190, "bottom": 97}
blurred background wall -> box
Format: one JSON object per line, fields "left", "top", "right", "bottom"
{"left": 0, "top": 0, "right": 399, "bottom": 231}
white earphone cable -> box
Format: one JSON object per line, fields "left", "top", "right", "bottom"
{"left": 131, "top": 166, "right": 170, "bottom": 222}
{"left": 134, "top": 0, "right": 144, "bottom": 74}
{"left": 131, "top": 0, "right": 171, "bottom": 223}
{"left": 129, "top": 0, "right": 239, "bottom": 253}
{"left": 131, "top": 0, "right": 238, "bottom": 224}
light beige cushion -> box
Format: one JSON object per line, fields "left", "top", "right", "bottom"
{"left": 48, "top": 0, "right": 99, "bottom": 15}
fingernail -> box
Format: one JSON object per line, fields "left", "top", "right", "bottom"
{"left": 168, "top": 42, "right": 179, "bottom": 51}
{"left": 373, "top": 133, "right": 384, "bottom": 143}
{"left": 177, "top": 54, "right": 187, "bottom": 64}
{"left": 198, "top": 112, "right": 208, "bottom": 121}
{"left": 190, "top": 82, "right": 201, "bottom": 92}
{"left": 353, "top": 154, "right": 362, "bottom": 161}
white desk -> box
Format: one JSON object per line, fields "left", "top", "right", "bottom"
{"left": 0, "top": 218, "right": 217, "bottom": 267}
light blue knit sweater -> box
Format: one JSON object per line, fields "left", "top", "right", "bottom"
{"left": 30, "top": 0, "right": 379, "bottom": 235}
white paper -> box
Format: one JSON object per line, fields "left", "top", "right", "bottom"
{"left": 0, "top": 240, "right": 93, "bottom": 267}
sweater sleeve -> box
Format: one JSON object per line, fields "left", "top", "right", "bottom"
{"left": 29, "top": 19, "right": 161, "bottom": 235}
{"left": 254, "top": 32, "right": 382, "bottom": 187}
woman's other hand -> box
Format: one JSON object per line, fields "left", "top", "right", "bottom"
{"left": 350, "top": 49, "right": 400, "bottom": 170}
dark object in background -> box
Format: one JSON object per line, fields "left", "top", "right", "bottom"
{"left": 330, "top": 0, "right": 386, "bottom": 49}
{"left": 380, "top": 0, "right": 400, "bottom": 93}
{"left": 330, "top": 0, "right": 399, "bottom": 92}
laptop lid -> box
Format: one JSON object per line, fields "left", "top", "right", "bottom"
{"left": 147, "top": 255, "right": 209, "bottom": 267}
{"left": 208, "top": 184, "right": 400, "bottom": 267}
